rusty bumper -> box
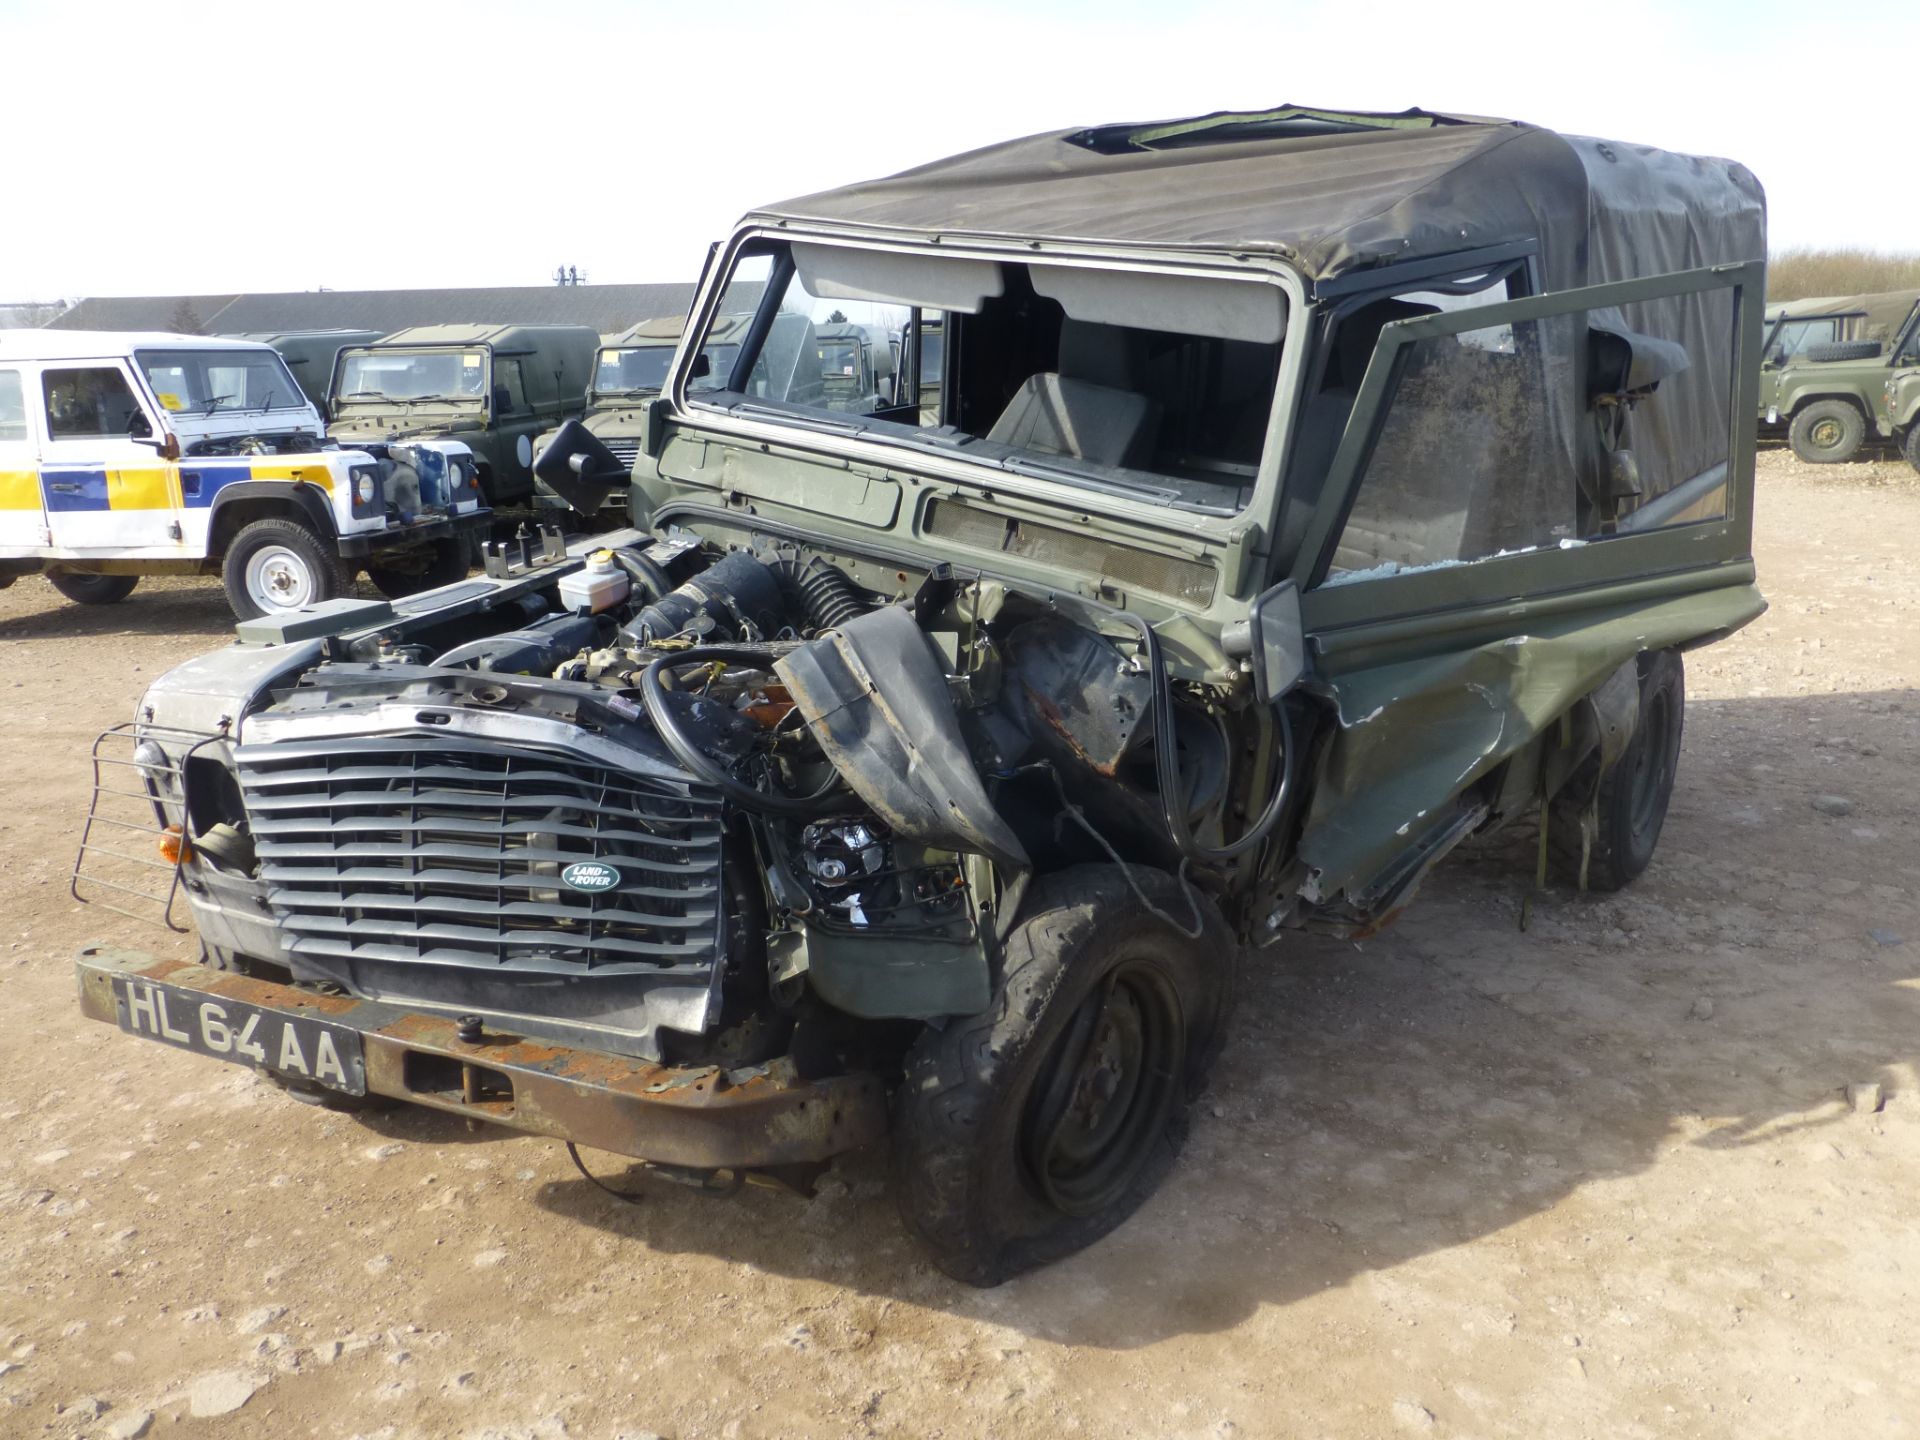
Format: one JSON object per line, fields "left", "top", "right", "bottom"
{"left": 75, "top": 946, "right": 889, "bottom": 1170}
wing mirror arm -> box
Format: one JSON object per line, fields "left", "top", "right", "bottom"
{"left": 128, "top": 418, "right": 180, "bottom": 462}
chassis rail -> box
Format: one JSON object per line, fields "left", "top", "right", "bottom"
{"left": 75, "top": 946, "right": 889, "bottom": 1170}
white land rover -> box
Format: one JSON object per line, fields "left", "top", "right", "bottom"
{"left": 0, "top": 331, "right": 491, "bottom": 618}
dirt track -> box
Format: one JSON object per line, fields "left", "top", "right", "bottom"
{"left": 3, "top": 448, "right": 1918, "bottom": 1440}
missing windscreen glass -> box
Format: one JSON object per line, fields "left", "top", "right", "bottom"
{"left": 685, "top": 239, "right": 1288, "bottom": 515}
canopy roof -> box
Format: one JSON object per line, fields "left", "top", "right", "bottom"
{"left": 754, "top": 105, "right": 1765, "bottom": 293}
{"left": 1767, "top": 288, "right": 1920, "bottom": 336}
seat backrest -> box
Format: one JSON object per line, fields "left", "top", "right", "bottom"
{"left": 986, "top": 319, "right": 1159, "bottom": 466}
{"left": 986, "top": 373, "right": 1156, "bottom": 468}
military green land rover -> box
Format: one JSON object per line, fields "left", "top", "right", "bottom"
{"left": 532, "top": 312, "right": 823, "bottom": 526}
{"left": 1757, "top": 288, "right": 1920, "bottom": 461}
{"left": 77, "top": 106, "right": 1766, "bottom": 1284}
{"left": 328, "top": 324, "right": 598, "bottom": 505}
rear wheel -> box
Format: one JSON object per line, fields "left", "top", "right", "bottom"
{"left": 47, "top": 571, "right": 138, "bottom": 605}
{"left": 363, "top": 537, "right": 471, "bottom": 599}
{"left": 1789, "top": 400, "right": 1866, "bottom": 463}
{"left": 221, "top": 517, "right": 348, "bottom": 620}
{"left": 1553, "top": 649, "right": 1685, "bottom": 892}
{"left": 891, "top": 865, "right": 1233, "bottom": 1286}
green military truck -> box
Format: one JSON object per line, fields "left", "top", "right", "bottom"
{"left": 328, "top": 324, "right": 598, "bottom": 504}
{"left": 1883, "top": 365, "right": 1920, "bottom": 470}
{"left": 80, "top": 105, "right": 1767, "bottom": 1284}
{"left": 229, "top": 330, "right": 383, "bottom": 415}
{"left": 533, "top": 312, "right": 822, "bottom": 525}
{"left": 1759, "top": 288, "right": 1920, "bottom": 462}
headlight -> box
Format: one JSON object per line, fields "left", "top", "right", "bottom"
{"left": 351, "top": 465, "right": 379, "bottom": 505}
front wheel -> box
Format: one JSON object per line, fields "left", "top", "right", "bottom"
{"left": 891, "top": 865, "right": 1234, "bottom": 1286}
{"left": 1789, "top": 400, "right": 1866, "bottom": 464}
{"left": 1902, "top": 425, "right": 1920, "bottom": 474}
{"left": 221, "top": 517, "right": 349, "bottom": 620}
{"left": 48, "top": 571, "right": 139, "bottom": 605}
{"left": 363, "top": 537, "right": 472, "bottom": 599}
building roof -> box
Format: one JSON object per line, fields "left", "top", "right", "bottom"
{"left": 0, "top": 329, "right": 283, "bottom": 360}
{"left": 47, "top": 283, "right": 701, "bottom": 336}
{"left": 753, "top": 104, "right": 1764, "bottom": 291}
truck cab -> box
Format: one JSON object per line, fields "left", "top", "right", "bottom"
{"left": 0, "top": 331, "right": 488, "bottom": 617}
{"left": 328, "top": 324, "right": 598, "bottom": 505}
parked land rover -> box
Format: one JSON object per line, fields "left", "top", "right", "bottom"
{"left": 0, "top": 331, "right": 488, "bottom": 618}
{"left": 1758, "top": 288, "right": 1920, "bottom": 462}
{"left": 1883, "top": 365, "right": 1920, "bottom": 471}
{"left": 229, "top": 329, "right": 383, "bottom": 415}
{"left": 78, "top": 108, "right": 1766, "bottom": 1284}
{"left": 328, "top": 324, "right": 598, "bottom": 506}
{"left": 533, "top": 312, "right": 823, "bottom": 526}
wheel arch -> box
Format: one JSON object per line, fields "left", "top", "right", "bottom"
{"left": 206, "top": 483, "right": 337, "bottom": 559}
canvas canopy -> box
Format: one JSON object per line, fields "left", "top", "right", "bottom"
{"left": 753, "top": 106, "right": 1765, "bottom": 295}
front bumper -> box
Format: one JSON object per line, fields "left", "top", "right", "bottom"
{"left": 337, "top": 508, "right": 491, "bottom": 559}
{"left": 75, "top": 946, "right": 888, "bottom": 1170}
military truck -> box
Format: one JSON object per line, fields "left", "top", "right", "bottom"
{"left": 78, "top": 106, "right": 1765, "bottom": 1285}
{"left": 1758, "top": 288, "right": 1920, "bottom": 462}
{"left": 1883, "top": 365, "right": 1920, "bottom": 471}
{"left": 328, "top": 324, "right": 598, "bottom": 504}
{"left": 532, "top": 313, "right": 822, "bottom": 525}
{"left": 229, "top": 330, "right": 383, "bottom": 415}
{"left": 812, "top": 319, "right": 900, "bottom": 412}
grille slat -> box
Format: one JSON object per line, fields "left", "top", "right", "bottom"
{"left": 237, "top": 734, "right": 725, "bottom": 976}
{"left": 268, "top": 879, "right": 721, "bottom": 925}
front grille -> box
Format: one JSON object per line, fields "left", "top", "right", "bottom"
{"left": 601, "top": 438, "right": 641, "bottom": 471}
{"left": 235, "top": 736, "right": 724, "bottom": 976}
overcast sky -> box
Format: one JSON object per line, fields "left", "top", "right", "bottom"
{"left": 4, "top": 0, "right": 1912, "bottom": 299}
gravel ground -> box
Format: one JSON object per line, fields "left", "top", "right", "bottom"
{"left": 3, "top": 447, "right": 1918, "bottom": 1439}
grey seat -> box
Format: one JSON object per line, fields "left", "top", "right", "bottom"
{"left": 987, "top": 320, "right": 1159, "bottom": 468}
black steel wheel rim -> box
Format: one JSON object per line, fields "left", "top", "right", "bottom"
{"left": 1022, "top": 958, "right": 1185, "bottom": 1217}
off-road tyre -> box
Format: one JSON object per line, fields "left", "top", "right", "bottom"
{"left": 1552, "top": 649, "right": 1685, "bottom": 893}
{"left": 891, "top": 864, "right": 1235, "bottom": 1286}
{"left": 1802, "top": 339, "right": 1883, "bottom": 363}
{"left": 1902, "top": 424, "right": 1920, "bottom": 475}
{"left": 48, "top": 571, "right": 138, "bottom": 605}
{"left": 1789, "top": 400, "right": 1867, "bottom": 463}
{"left": 363, "top": 537, "right": 471, "bottom": 599}
{"left": 221, "top": 517, "right": 350, "bottom": 620}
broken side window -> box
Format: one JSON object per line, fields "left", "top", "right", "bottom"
{"left": 1323, "top": 273, "right": 1739, "bottom": 582}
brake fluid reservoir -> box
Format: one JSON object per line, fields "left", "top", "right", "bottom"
{"left": 558, "top": 550, "right": 630, "bottom": 614}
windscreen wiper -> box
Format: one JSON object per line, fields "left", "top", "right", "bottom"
{"left": 199, "top": 393, "right": 236, "bottom": 417}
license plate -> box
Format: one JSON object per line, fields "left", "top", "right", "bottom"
{"left": 112, "top": 976, "right": 367, "bottom": 1095}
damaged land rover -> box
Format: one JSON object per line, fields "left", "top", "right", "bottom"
{"left": 75, "top": 106, "right": 1768, "bottom": 1285}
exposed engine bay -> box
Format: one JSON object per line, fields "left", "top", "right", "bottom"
{"left": 163, "top": 529, "right": 1294, "bottom": 1073}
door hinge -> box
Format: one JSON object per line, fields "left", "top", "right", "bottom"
{"left": 167, "top": 522, "right": 183, "bottom": 541}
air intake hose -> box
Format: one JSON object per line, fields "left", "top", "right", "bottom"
{"left": 773, "top": 556, "right": 868, "bottom": 632}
